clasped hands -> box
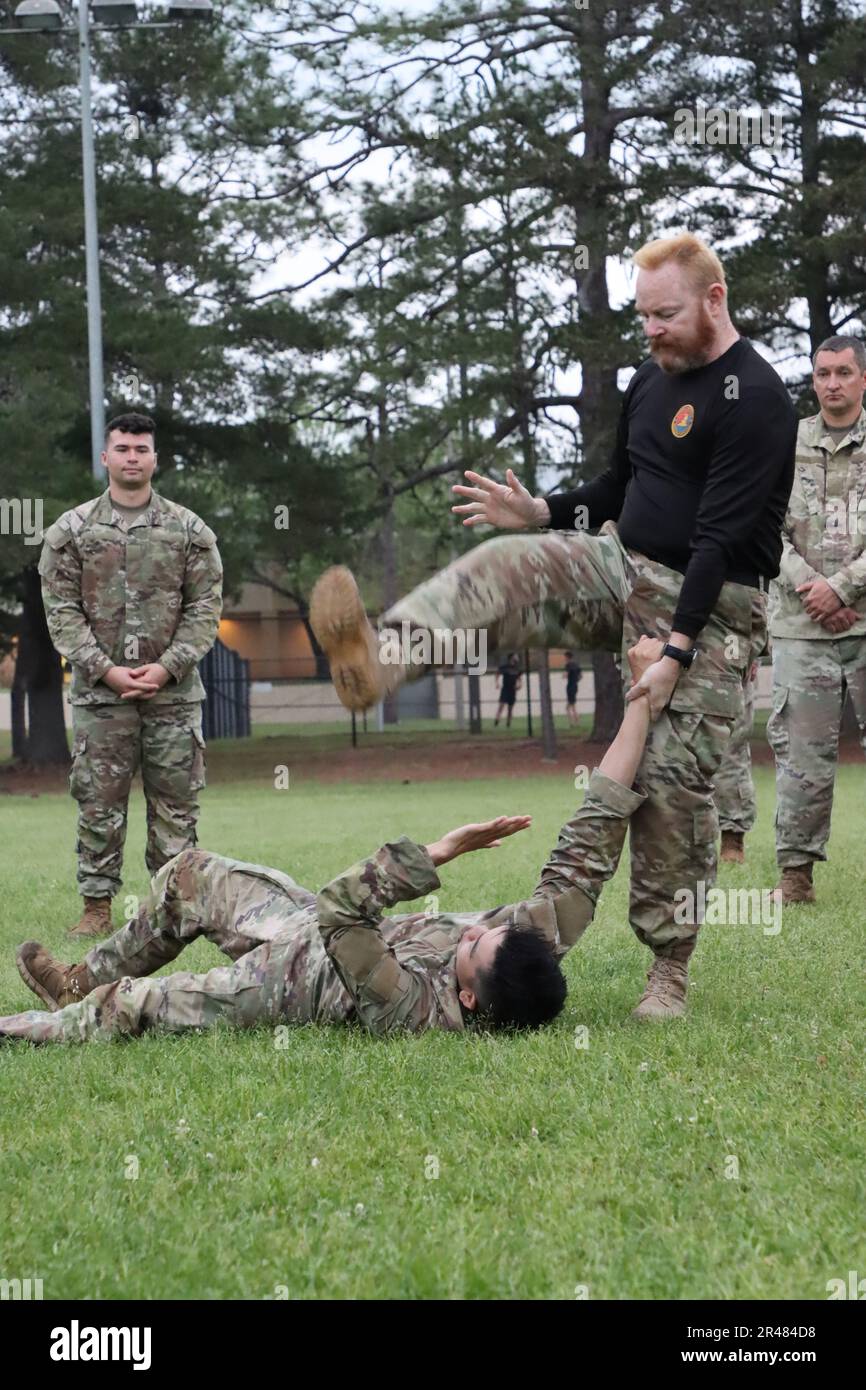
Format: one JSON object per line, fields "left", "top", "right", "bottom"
{"left": 795, "top": 577, "right": 857, "bottom": 633}
{"left": 103, "top": 663, "right": 170, "bottom": 700}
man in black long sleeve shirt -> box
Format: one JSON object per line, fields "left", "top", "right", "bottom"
{"left": 544, "top": 339, "right": 795, "bottom": 640}
{"left": 311, "top": 233, "right": 796, "bottom": 1022}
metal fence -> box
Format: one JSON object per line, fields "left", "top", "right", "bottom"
{"left": 199, "top": 638, "right": 251, "bottom": 740}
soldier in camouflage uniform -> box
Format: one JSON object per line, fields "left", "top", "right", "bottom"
{"left": 766, "top": 336, "right": 866, "bottom": 905}
{"left": 1, "top": 643, "right": 661, "bottom": 1044}
{"left": 39, "top": 413, "right": 223, "bottom": 939}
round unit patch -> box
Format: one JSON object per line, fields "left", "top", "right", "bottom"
{"left": 671, "top": 404, "right": 695, "bottom": 438}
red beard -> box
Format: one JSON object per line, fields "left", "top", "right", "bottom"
{"left": 650, "top": 305, "right": 718, "bottom": 373}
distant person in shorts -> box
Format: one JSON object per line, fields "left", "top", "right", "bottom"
{"left": 564, "top": 652, "right": 582, "bottom": 726}
{"left": 494, "top": 652, "right": 522, "bottom": 728}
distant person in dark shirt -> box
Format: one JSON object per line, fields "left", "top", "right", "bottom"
{"left": 494, "top": 652, "right": 522, "bottom": 728}
{"left": 564, "top": 652, "right": 582, "bottom": 726}
{"left": 310, "top": 233, "right": 797, "bottom": 1022}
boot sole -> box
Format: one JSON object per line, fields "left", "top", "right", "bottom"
{"left": 309, "top": 567, "right": 382, "bottom": 712}
{"left": 16, "top": 942, "right": 63, "bottom": 1012}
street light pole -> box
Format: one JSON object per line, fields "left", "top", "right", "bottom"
{"left": 77, "top": 0, "right": 106, "bottom": 480}
{"left": 6, "top": 0, "right": 214, "bottom": 481}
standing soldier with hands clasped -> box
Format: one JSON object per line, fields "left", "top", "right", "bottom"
{"left": 767, "top": 336, "right": 866, "bottom": 905}
{"left": 39, "top": 413, "right": 223, "bottom": 939}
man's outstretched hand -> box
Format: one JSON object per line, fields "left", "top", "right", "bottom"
{"left": 425, "top": 815, "right": 532, "bottom": 868}
{"left": 451, "top": 469, "right": 548, "bottom": 530}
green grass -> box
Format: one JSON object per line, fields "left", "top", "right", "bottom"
{"left": 0, "top": 762, "right": 863, "bottom": 1300}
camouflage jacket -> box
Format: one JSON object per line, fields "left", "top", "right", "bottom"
{"left": 769, "top": 410, "right": 866, "bottom": 639}
{"left": 313, "top": 770, "right": 644, "bottom": 1035}
{"left": 38, "top": 489, "right": 223, "bottom": 704}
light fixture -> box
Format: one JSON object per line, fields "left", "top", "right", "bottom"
{"left": 92, "top": 0, "right": 139, "bottom": 24}
{"left": 168, "top": 0, "right": 213, "bottom": 20}
{"left": 13, "top": 0, "right": 63, "bottom": 30}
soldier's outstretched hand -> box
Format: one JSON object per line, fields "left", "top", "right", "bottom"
{"left": 425, "top": 815, "right": 532, "bottom": 867}
{"left": 452, "top": 469, "right": 543, "bottom": 530}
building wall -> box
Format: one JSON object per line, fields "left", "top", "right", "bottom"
{"left": 220, "top": 581, "right": 316, "bottom": 681}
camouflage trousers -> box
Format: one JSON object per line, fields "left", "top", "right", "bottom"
{"left": 0, "top": 849, "right": 342, "bottom": 1045}
{"left": 713, "top": 669, "right": 758, "bottom": 835}
{"left": 69, "top": 701, "right": 207, "bottom": 898}
{"left": 767, "top": 635, "right": 866, "bottom": 867}
{"left": 383, "top": 522, "right": 767, "bottom": 953}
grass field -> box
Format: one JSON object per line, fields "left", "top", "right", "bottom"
{"left": 0, "top": 753, "right": 863, "bottom": 1300}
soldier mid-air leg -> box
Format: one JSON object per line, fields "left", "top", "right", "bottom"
{"left": 310, "top": 527, "right": 626, "bottom": 710}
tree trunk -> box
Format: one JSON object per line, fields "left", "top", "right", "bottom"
{"left": 10, "top": 679, "right": 26, "bottom": 759}
{"left": 15, "top": 566, "right": 70, "bottom": 765}
{"left": 536, "top": 650, "right": 557, "bottom": 760}
{"left": 574, "top": 22, "right": 626, "bottom": 745}
{"left": 297, "top": 607, "right": 329, "bottom": 680}
{"left": 589, "top": 651, "right": 623, "bottom": 744}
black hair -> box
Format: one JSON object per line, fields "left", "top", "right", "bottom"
{"left": 475, "top": 927, "right": 567, "bottom": 1030}
{"left": 811, "top": 335, "right": 866, "bottom": 370}
{"left": 105, "top": 412, "right": 156, "bottom": 444}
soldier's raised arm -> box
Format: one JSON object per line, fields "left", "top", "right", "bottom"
{"left": 38, "top": 519, "right": 114, "bottom": 689}
{"left": 156, "top": 520, "right": 223, "bottom": 684}
{"left": 519, "top": 769, "right": 646, "bottom": 959}
{"left": 511, "top": 651, "right": 656, "bottom": 958}
{"left": 316, "top": 837, "right": 441, "bottom": 1034}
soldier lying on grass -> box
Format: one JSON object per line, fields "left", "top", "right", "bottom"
{"left": 1, "top": 639, "right": 663, "bottom": 1045}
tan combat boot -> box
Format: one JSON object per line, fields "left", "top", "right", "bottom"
{"left": 67, "top": 896, "right": 112, "bottom": 939}
{"left": 775, "top": 864, "right": 816, "bottom": 905}
{"left": 720, "top": 830, "right": 745, "bottom": 863}
{"left": 309, "top": 566, "right": 393, "bottom": 712}
{"left": 16, "top": 941, "right": 97, "bottom": 1011}
{"left": 631, "top": 941, "right": 694, "bottom": 1021}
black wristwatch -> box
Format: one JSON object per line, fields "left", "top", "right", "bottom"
{"left": 662, "top": 643, "right": 697, "bottom": 670}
